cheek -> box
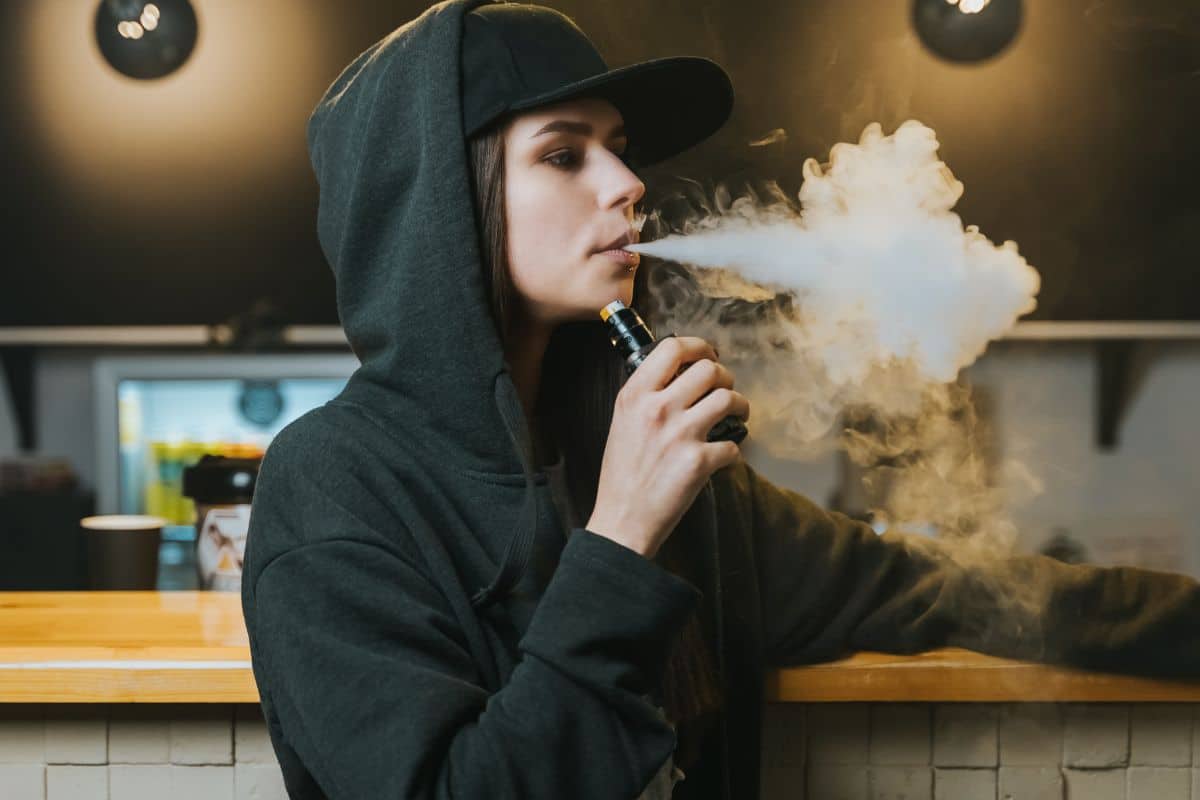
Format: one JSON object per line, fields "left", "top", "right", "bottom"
{"left": 502, "top": 188, "right": 564, "bottom": 307}
{"left": 507, "top": 177, "right": 575, "bottom": 244}
{"left": 504, "top": 176, "right": 587, "bottom": 291}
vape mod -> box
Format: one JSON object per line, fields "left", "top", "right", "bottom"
{"left": 599, "top": 299, "right": 747, "bottom": 444}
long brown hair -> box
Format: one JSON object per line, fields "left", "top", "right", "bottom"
{"left": 467, "top": 120, "right": 723, "bottom": 734}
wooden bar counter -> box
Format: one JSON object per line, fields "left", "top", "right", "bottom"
{"left": 1, "top": 591, "right": 1197, "bottom": 704}
{"left": 0, "top": 591, "right": 255, "bottom": 703}
{"left": 1, "top": 592, "right": 1197, "bottom": 800}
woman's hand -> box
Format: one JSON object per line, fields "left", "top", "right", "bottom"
{"left": 587, "top": 336, "right": 750, "bottom": 559}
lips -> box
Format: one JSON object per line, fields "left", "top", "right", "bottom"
{"left": 594, "top": 230, "right": 638, "bottom": 254}
{"left": 597, "top": 249, "right": 640, "bottom": 268}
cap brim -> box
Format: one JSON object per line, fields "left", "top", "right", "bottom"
{"left": 507, "top": 56, "right": 733, "bottom": 169}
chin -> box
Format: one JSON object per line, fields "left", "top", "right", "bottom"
{"left": 610, "top": 279, "right": 635, "bottom": 308}
{"left": 564, "top": 270, "right": 634, "bottom": 318}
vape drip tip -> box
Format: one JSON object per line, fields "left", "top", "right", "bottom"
{"left": 599, "top": 299, "right": 748, "bottom": 445}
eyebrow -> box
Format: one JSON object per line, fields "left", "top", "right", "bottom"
{"left": 529, "top": 120, "right": 627, "bottom": 140}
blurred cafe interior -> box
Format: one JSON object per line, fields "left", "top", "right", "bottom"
{"left": 0, "top": 2, "right": 1198, "bottom": 799}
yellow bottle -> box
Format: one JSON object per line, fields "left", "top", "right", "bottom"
{"left": 144, "top": 441, "right": 170, "bottom": 519}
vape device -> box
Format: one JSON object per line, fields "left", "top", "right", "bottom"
{"left": 600, "top": 300, "right": 748, "bottom": 444}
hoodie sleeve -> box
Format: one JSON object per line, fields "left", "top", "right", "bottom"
{"left": 733, "top": 459, "right": 1200, "bottom": 677}
{"left": 247, "top": 494, "right": 701, "bottom": 799}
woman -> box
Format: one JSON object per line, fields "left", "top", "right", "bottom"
{"left": 241, "top": 2, "right": 1200, "bottom": 799}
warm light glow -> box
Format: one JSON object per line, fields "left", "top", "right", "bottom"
{"left": 21, "top": 1, "right": 332, "bottom": 218}
{"left": 141, "top": 3, "right": 160, "bottom": 30}
{"left": 944, "top": 0, "right": 993, "bottom": 10}
{"left": 117, "top": 21, "right": 145, "bottom": 39}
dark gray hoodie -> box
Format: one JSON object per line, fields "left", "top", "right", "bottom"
{"left": 241, "top": 1, "right": 1200, "bottom": 798}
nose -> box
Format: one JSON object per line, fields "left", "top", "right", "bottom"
{"left": 597, "top": 150, "right": 645, "bottom": 213}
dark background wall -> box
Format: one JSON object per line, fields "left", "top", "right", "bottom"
{"left": 2, "top": 0, "right": 1197, "bottom": 326}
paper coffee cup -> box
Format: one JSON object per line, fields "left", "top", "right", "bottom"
{"left": 80, "top": 515, "right": 166, "bottom": 590}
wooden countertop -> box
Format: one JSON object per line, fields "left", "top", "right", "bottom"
{"left": 767, "top": 649, "right": 1200, "bottom": 703}
{"left": 0, "top": 591, "right": 254, "bottom": 703}
{"left": 1, "top": 592, "right": 1198, "bottom": 703}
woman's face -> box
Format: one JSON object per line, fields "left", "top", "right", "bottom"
{"left": 503, "top": 96, "right": 645, "bottom": 327}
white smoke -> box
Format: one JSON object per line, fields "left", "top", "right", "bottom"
{"left": 631, "top": 120, "right": 1044, "bottom": 545}
{"left": 630, "top": 120, "right": 1040, "bottom": 385}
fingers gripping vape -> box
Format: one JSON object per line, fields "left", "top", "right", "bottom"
{"left": 600, "top": 300, "right": 748, "bottom": 444}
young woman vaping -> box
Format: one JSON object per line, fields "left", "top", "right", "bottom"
{"left": 241, "top": 2, "right": 1200, "bottom": 798}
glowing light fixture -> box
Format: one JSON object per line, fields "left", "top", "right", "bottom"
{"left": 913, "top": 0, "right": 1022, "bottom": 62}
{"left": 945, "top": 0, "right": 992, "bottom": 12}
{"left": 95, "top": 0, "right": 198, "bottom": 79}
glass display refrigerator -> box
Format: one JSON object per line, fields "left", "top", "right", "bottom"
{"left": 92, "top": 353, "right": 358, "bottom": 588}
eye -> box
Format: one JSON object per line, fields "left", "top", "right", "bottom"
{"left": 543, "top": 145, "right": 631, "bottom": 171}
{"left": 544, "top": 149, "right": 580, "bottom": 170}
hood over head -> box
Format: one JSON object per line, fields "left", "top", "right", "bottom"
{"left": 304, "top": 0, "right": 731, "bottom": 607}
{"left": 308, "top": 0, "right": 520, "bottom": 480}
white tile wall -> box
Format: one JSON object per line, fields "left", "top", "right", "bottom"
{"left": 234, "top": 762, "right": 289, "bottom": 800}
{"left": 169, "top": 706, "right": 233, "bottom": 765}
{"left": 1064, "top": 705, "right": 1130, "bottom": 768}
{"left": 0, "top": 705, "right": 285, "bottom": 800}
{"left": 763, "top": 703, "right": 1199, "bottom": 800}
{"left": 1130, "top": 706, "right": 1193, "bottom": 767}
{"left": 999, "top": 704, "right": 1063, "bottom": 766}
{"left": 1193, "top": 707, "right": 1199, "bottom": 767}
{"left": 869, "top": 766, "right": 931, "bottom": 800}
{"left": 807, "top": 704, "right": 869, "bottom": 765}
{"left": 758, "top": 705, "right": 806, "bottom": 767}
{"left": 109, "top": 764, "right": 172, "bottom": 800}
{"left": 869, "top": 705, "right": 930, "bottom": 766}
{"left": 0, "top": 706, "right": 46, "bottom": 763}
{"left": 233, "top": 705, "right": 276, "bottom": 764}
{"left": 1064, "top": 767, "right": 1126, "bottom": 800}
{"left": 1127, "top": 767, "right": 1191, "bottom": 800}
{"left": 1, "top": 701, "right": 1197, "bottom": 799}
{"left": 933, "top": 705, "right": 998, "bottom": 768}
{"left": 46, "top": 765, "right": 107, "bottom": 800}
{"left": 933, "top": 768, "right": 996, "bottom": 800}
{"left": 760, "top": 764, "right": 806, "bottom": 800}
{"left": 807, "top": 763, "right": 868, "bottom": 799}
{"left": 0, "top": 763, "right": 45, "bottom": 800}
{"left": 108, "top": 706, "right": 171, "bottom": 764}
{"left": 168, "top": 765, "right": 235, "bottom": 800}
{"left": 44, "top": 705, "right": 107, "bottom": 765}
{"left": 998, "top": 765, "right": 1063, "bottom": 800}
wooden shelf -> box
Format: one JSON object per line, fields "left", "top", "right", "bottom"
{"left": 3, "top": 320, "right": 1200, "bottom": 347}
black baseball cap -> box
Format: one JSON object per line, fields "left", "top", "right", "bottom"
{"left": 461, "top": 1, "right": 734, "bottom": 168}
